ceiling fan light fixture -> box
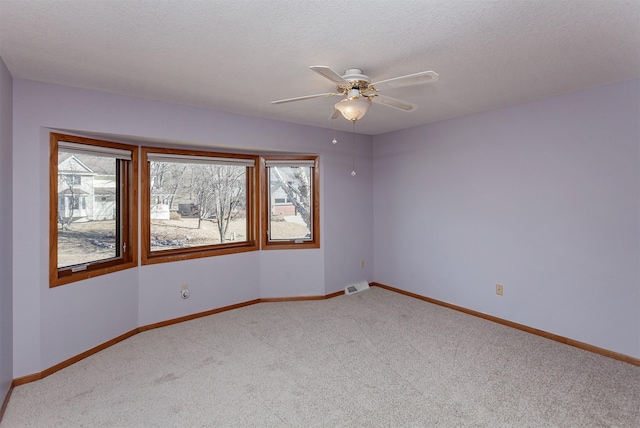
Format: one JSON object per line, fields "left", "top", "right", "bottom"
{"left": 334, "top": 96, "right": 371, "bottom": 121}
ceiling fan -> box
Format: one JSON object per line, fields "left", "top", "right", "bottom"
{"left": 271, "top": 66, "right": 439, "bottom": 122}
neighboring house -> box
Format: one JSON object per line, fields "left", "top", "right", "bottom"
{"left": 58, "top": 154, "right": 116, "bottom": 222}
{"left": 270, "top": 183, "right": 296, "bottom": 216}
{"left": 269, "top": 166, "right": 305, "bottom": 217}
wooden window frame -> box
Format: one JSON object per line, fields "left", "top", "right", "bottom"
{"left": 261, "top": 155, "right": 320, "bottom": 250}
{"left": 141, "top": 147, "right": 259, "bottom": 265}
{"left": 49, "top": 133, "right": 138, "bottom": 287}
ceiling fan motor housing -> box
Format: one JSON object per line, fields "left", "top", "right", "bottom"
{"left": 341, "top": 68, "right": 372, "bottom": 91}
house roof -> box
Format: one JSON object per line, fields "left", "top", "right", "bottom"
{"left": 58, "top": 153, "right": 115, "bottom": 175}
{"left": 58, "top": 154, "right": 93, "bottom": 174}
{"left": 1, "top": 1, "right": 638, "bottom": 135}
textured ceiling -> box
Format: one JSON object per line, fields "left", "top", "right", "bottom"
{"left": 1, "top": 0, "right": 639, "bottom": 135}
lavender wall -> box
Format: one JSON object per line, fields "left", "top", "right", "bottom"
{"left": 0, "top": 57, "right": 13, "bottom": 402}
{"left": 372, "top": 79, "right": 640, "bottom": 358}
{"left": 12, "top": 79, "right": 374, "bottom": 377}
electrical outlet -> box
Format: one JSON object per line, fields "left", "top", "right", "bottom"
{"left": 360, "top": 260, "right": 365, "bottom": 269}
{"left": 181, "top": 284, "right": 190, "bottom": 299}
{"left": 496, "top": 284, "right": 503, "bottom": 296}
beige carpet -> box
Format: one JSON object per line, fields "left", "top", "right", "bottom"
{"left": 2, "top": 287, "right": 639, "bottom": 427}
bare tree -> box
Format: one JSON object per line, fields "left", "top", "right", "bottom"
{"left": 150, "top": 162, "right": 187, "bottom": 210}
{"left": 57, "top": 155, "right": 83, "bottom": 230}
{"left": 188, "top": 164, "right": 214, "bottom": 230}
{"left": 186, "top": 164, "right": 246, "bottom": 243}
{"left": 210, "top": 165, "right": 245, "bottom": 242}
{"left": 57, "top": 174, "right": 77, "bottom": 231}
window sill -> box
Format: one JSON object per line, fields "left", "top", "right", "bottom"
{"left": 142, "top": 242, "right": 259, "bottom": 265}
{"left": 50, "top": 261, "right": 138, "bottom": 288}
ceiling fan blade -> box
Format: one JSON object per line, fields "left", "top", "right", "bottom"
{"left": 310, "top": 66, "right": 348, "bottom": 84}
{"left": 371, "top": 71, "right": 439, "bottom": 91}
{"left": 329, "top": 109, "right": 341, "bottom": 120}
{"left": 370, "top": 94, "right": 417, "bottom": 112}
{"left": 271, "top": 93, "right": 343, "bottom": 104}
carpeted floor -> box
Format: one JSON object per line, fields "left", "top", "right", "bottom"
{"left": 2, "top": 287, "right": 639, "bottom": 427}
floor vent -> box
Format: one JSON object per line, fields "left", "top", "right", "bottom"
{"left": 345, "top": 281, "right": 370, "bottom": 295}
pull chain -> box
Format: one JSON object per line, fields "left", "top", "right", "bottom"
{"left": 351, "top": 119, "right": 357, "bottom": 176}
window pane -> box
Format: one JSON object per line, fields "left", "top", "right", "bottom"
{"left": 268, "top": 166, "right": 312, "bottom": 241}
{"left": 149, "top": 161, "right": 247, "bottom": 251}
{"left": 57, "top": 151, "right": 120, "bottom": 268}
